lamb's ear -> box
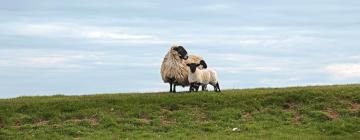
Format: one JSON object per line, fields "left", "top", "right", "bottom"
{"left": 196, "top": 64, "right": 201, "bottom": 67}
{"left": 200, "top": 60, "right": 207, "bottom": 69}
{"left": 186, "top": 64, "right": 190, "bottom": 66}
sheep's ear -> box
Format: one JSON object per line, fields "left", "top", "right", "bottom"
{"left": 196, "top": 64, "right": 201, "bottom": 67}
{"left": 186, "top": 64, "right": 190, "bottom": 66}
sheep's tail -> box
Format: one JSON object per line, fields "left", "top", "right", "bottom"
{"left": 216, "top": 82, "right": 221, "bottom": 92}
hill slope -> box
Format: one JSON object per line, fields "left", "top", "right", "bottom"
{"left": 1, "top": 84, "right": 360, "bottom": 140}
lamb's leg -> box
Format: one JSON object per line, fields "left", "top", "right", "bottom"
{"left": 193, "top": 83, "right": 197, "bottom": 92}
{"left": 211, "top": 82, "right": 219, "bottom": 92}
{"left": 190, "top": 83, "right": 197, "bottom": 92}
{"left": 202, "top": 85, "right": 208, "bottom": 91}
{"left": 189, "top": 83, "right": 193, "bottom": 92}
{"left": 212, "top": 84, "right": 217, "bottom": 92}
{"left": 216, "top": 82, "right": 221, "bottom": 92}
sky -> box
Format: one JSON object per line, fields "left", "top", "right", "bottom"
{"left": 1, "top": 0, "right": 360, "bottom": 98}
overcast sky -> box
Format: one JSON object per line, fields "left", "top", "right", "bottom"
{"left": 1, "top": 0, "right": 360, "bottom": 98}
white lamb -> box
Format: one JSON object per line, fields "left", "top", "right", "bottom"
{"left": 186, "top": 62, "right": 221, "bottom": 92}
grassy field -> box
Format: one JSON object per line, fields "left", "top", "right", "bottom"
{"left": 1, "top": 84, "right": 360, "bottom": 140}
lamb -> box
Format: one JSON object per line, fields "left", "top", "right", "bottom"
{"left": 160, "top": 45, "right": 207, "bottom": 93}
{"left": 187, "top": 63, "right": 221, "bottom": 92}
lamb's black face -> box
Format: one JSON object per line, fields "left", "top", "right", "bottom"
{"left": 173, "top": 46, "right": 188, "bottom": 60}
{"left": 186, "top": 63, "right": 200, "bottom": 73}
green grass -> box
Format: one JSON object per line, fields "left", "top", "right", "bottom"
{"left": 1, "top": 84, "right": 360, "bottom": 140}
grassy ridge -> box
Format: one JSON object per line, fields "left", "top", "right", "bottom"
{"left": 1, "top": 84, "right": 360, "bottom": 139}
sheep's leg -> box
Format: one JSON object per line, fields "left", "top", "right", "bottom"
{"left": 173, "top": 84, "right": 176, "bottom": 93}
{"left": 169, "top": 82, "right": 173, "bottom": 92}
{"left": 169, "top": 78, "right": 174, "bottom": 92}
{"left": 169, "top": 78, "right": 176, "bottom": 93}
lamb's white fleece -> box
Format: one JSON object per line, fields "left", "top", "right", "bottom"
{"left": 188, "top": 68, "right": 218, "bottom": 86}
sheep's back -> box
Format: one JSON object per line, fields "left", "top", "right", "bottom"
{"left": 185, "top": 55, "right": 203, "bottom": 64}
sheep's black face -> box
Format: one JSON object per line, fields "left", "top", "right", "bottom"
{"left": 173, "top": 46, "right": 188, "bottom": 60}
{"left": 186, "top": 63, "right": 200, "bottom": 73}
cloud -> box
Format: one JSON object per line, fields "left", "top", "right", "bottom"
{"left": 216, "top": 66, "right": 282, "bottom": 74}
{"left": 7, "top": 23, "right": 160, "bottom": 42}
{"left": 0, "top": 49, "right": 104, "bottom": 69}
{"left": 0, "top": 48, "right": 162, "bottom": 71}
{"left": 0, "top": 59, "right": 8, "bottom": 65}
{"left": 325, "top": 63, "right": 360, "bottom": 79}
{"left": 177, "top": 34, "right": 319, "bottom": 48}
{"left": 206, "top": 53, "right": 298, "bottom": 65}
{"left": 258, "top": 77, "right": 301, "bottom": 84}
{"left": 83, "top": 31, "right": 153, "bottom": 40}
{"left": 1, "top": 21, "right": 323, "bottom": 47}
{"left": 349, "top": 55, "right": 360, "bottom": 60}
{"left": 20, "top": 55, "right": 95, "bottom": 68}
{"left": 261, "top": 35, "right": 317, "bottom": 48}
{"left": 198, "top": 4, "right": 233, "bottom": 11}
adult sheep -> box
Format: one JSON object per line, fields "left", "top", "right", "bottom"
{"left": 160, "top": 45, "right": 207, "bottom": 93}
